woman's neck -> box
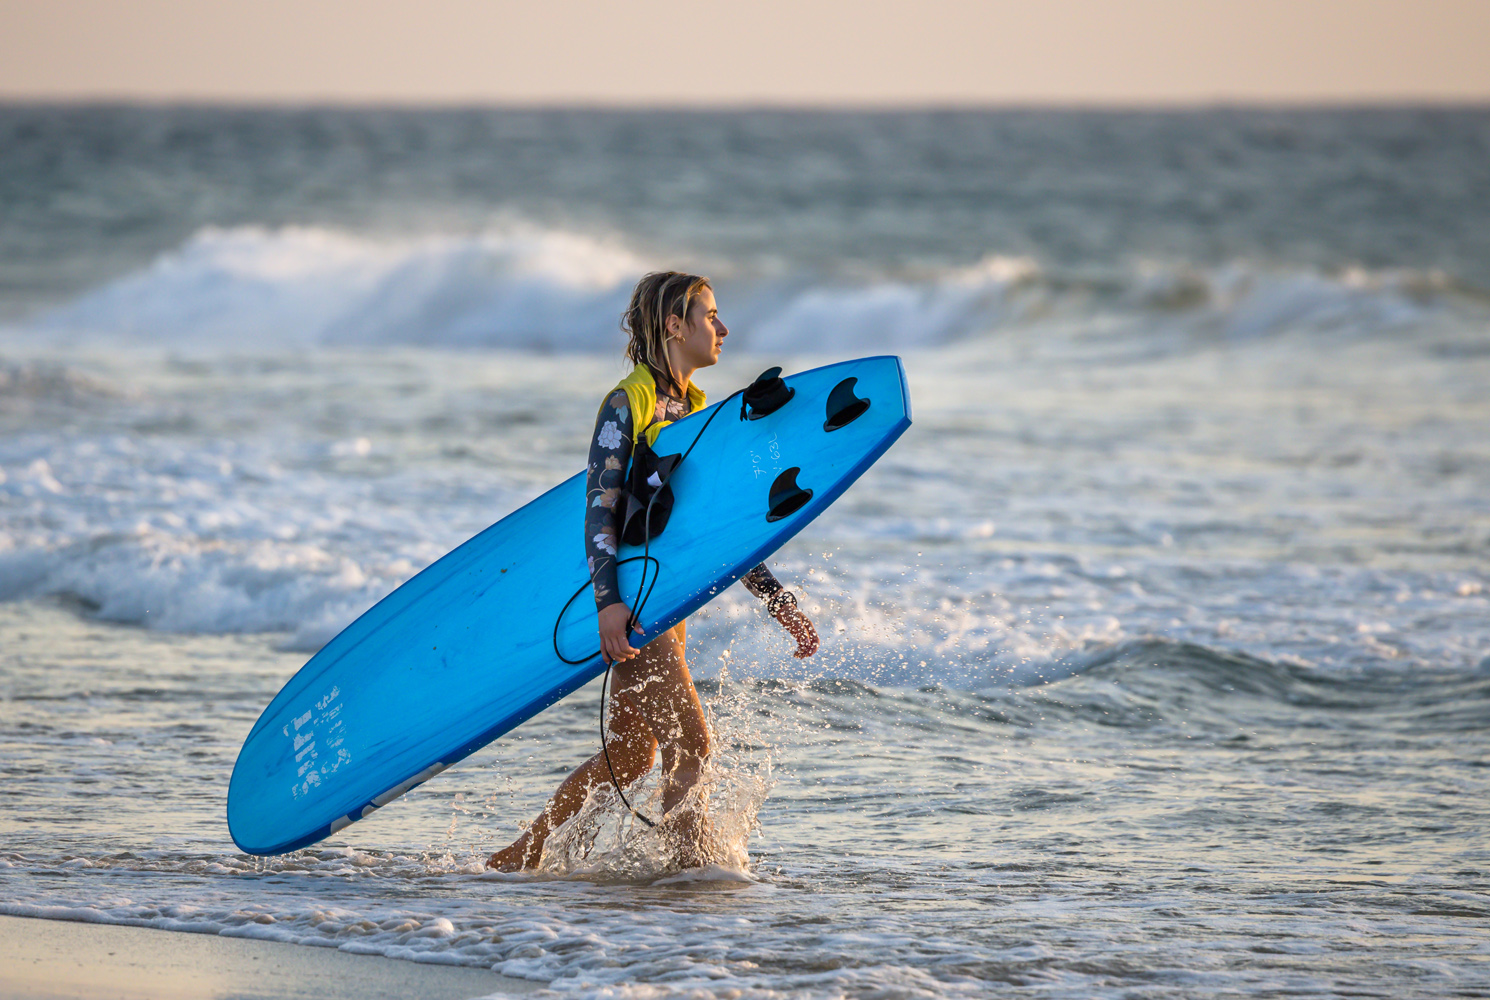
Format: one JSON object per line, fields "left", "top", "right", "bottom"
{"left": 644, "top": 362, "right": 683, "bottom": 400}
{"left": 659, "top": 348, "right": 693, "bottom": 396}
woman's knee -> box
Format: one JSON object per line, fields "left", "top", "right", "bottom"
{"left": 608, "top": 738, "right": 656, "bottom": 784}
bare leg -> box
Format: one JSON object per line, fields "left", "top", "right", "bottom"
{"left": 487, "top": 621, "right": 712, "bottom": 870}
{"left": 484, "top": 688, "right": 655, "bottom": 871}
{"left": 607, "top": 622, "right": 715, "bottom": 866}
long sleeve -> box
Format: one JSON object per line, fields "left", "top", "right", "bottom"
{"left": 585, "top": 389, "right": 633, "bottom": 611}
{"left": 739, "top": 563, "right": 784, "bottom": 601}
{"left": 585, "top": 381, "right": 787, "bottom": 614}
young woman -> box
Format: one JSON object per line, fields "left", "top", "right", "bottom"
{"left": 487, "top": 271, "right": 819, "bottom": 871}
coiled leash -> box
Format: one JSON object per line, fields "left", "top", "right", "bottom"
{"left": 550, "top": 368, "right": 793, "bottom": 828}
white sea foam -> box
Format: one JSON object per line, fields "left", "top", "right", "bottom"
{"left": 33, "top": 225, "right": 649, "bottom": 351}
{"left": 748, "top": 256, "right": 1042, "bottom": 352}
{"left": 13, "top": 224, "right": 1465, "bottom": 354}
{"left": 0, "top": 425, "right": 494, "bottom": 642}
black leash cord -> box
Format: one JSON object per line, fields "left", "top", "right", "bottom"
{"left": 552, "top": 550, "right": 663, "bottom": 825}
{"left": 549, "top": 388, "right": 746, "bottom": 830}
{"left": 597, "top": 658, "right": 655, "bottom": 827}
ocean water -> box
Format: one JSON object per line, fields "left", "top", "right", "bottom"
{"left": 2, "top": 106, "right": 1489, "bottom": 998}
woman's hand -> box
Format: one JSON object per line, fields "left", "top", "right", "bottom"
{"left": 599, "top": 602, "right": 644, "bottom": 663}
{"left": 772, "top": 603, "right": 819, "bottom": 658}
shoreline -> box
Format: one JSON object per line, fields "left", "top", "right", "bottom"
{"left": 0, "top": 914, "right": 540, "bottom": 1000}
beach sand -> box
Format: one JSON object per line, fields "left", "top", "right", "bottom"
{"left": 0, "top": 915, "right": 538, "bottom": 1000}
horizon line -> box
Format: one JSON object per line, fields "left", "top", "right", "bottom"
{"left": 5, "top": 94, "right": 1490, "bottom": 113}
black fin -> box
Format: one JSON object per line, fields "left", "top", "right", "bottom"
{"left": 766, "top": 467, "right": 813, "bottom": 522}
{"left": 824, "top": 377, "right": 871, "bottom": 431}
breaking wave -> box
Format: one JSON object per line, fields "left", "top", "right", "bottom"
{"left": 15, "top": 224, "right": 1475, "bottom": 352}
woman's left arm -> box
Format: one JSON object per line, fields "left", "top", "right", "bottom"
{"left": 740, "top": 564, "right": 819, "bottom": 658}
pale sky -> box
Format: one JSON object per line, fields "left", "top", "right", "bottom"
{"left": 2, "top": 0, "right": 1488, "bottom": 106}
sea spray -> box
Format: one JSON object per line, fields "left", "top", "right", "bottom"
{"left": 534, "top": 669, "right": 775, "bottom": 879}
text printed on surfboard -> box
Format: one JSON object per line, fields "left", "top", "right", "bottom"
{"left": 284, "top": 685, "right": 352, "bottom": 800}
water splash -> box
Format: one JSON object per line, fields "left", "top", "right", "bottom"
{"left": 532, "top": 671, "right": 775, "bottom": 881}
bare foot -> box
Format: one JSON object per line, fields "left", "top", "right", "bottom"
{"left": 486, "top": 831, "right": 541, "bottom": 871}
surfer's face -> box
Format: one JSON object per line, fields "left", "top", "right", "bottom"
{"left": 673, "top": 287, "right": 728, "bottom": 369}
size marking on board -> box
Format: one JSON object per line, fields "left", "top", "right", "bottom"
{"left": 749, "top": 432, "right": 783, "bottom": 479}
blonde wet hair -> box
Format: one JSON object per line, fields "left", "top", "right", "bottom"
{"left": 621, "top": 271, "right": 711, "bottom": 394}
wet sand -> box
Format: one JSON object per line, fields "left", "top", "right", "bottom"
{"left": 0, "top": 915, "right": 538, "bottom": 1000}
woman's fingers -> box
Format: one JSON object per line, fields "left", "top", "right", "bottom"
{"left": 598, "top": 603, "right": 640, "bottom": 662}
{"left": 793, "top": 621, "right": 819, "bottom": 658}
{"left": 606, "top": 626, "right": 641, "bottom": 661}
{"left": 608, "top": 629, "right": 640, "bottom": 661}
{"left": 774, "top": 608, "right": 820, "bottom": 658}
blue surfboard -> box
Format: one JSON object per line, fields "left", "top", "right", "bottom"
{"left": 227, "top": 356, "right": 911, "bottom": 855}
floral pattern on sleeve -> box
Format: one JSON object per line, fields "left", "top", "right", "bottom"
{"left": 585, "top": 391, "right": 634, "bottom": 611}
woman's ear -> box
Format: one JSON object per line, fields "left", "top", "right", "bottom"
{"left": 664, "top": 311, "right": 684, "bottom": 340}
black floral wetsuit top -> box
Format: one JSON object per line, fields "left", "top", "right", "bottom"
{"left": 585, "top": 375, "right": 784, "bottom": 612}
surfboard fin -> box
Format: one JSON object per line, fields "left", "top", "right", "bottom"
{"left": 824, "top": 377, "right": 871, "bottom": 431}
{"left": 767, "top": 467, "right": 813, "bottom": 522}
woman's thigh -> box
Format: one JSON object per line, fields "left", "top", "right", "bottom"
{"left": 611, "top": 622, "right": 709, "bottom": 760}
